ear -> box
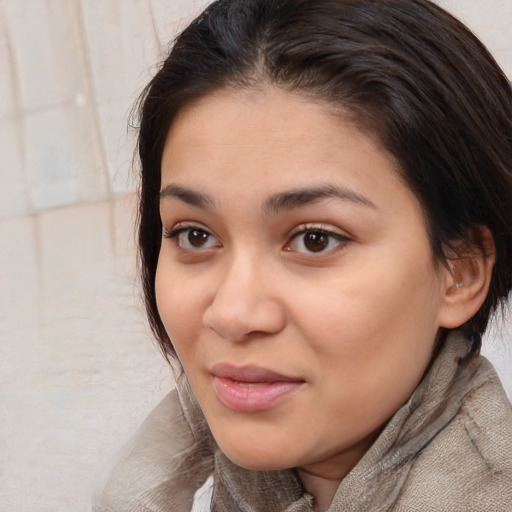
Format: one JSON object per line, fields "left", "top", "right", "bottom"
{"left": 438, "top": 226, "right": 496, "bottom": 329}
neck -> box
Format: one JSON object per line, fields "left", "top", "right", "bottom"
{"left": 297, "top": 428, "right": 382, "bottom": 510}
{"left": 297, "top": 467, "right": 341, "bottom": 511}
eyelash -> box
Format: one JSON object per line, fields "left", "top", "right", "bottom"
{"left": 164, "top": 224, "right": 219, "bottom": 250}
{"left": 286, "top": 224, "right": 350, "bottom": 255}
{"left": 163, "top": 223, "right": 350, "bottom": 255}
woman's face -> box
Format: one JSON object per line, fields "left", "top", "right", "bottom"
{"left": 156, "top": 87, "right": 451, "bottom": 477}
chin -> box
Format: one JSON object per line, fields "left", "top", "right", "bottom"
{"left": 217, "top": 439, "right": 296, "bottom": 471}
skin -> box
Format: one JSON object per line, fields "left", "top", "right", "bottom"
{"left": 155, "top": 87, "right": 489, "bottom": 510}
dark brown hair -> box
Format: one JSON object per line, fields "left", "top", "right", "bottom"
{"left": 136, "top": 0, "right": 512, "bottom": 361}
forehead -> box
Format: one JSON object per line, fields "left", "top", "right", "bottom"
{"left": 160, "top": 87, "right": 416, "bottom": 218}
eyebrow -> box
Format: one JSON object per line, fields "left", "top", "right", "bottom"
{"left": 159, "top": 182, "right": 376, "bottom": 214}
{"left": 264, "top": 184, "right": 376, "bottom": 215}
{"left": 159, "top": 184, "right": 215, "bottom": 209}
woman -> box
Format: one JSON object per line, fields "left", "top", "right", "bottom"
{"left": 93, "top": 0, "right": 512, "bottom": 510}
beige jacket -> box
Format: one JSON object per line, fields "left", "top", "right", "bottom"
{"left": 92, "top": 334, "right": 512, "bottom": 511}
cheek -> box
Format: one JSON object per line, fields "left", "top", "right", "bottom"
{"left": 298, "top": 258, "right": 439, "bottom": 348}
{"left": 154, "top": 253, "right": 219, "bottom": 369}
{"left": 292, "top": 248, "right": 442, "bottom": 394}
{"left": 155, "top": 256, "right": 196, "bottom": 349}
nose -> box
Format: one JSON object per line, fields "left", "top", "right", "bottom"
{"left": 202, "top": 252, "right": 286, "bottom": 342}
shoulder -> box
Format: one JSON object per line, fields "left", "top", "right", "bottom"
{"left": 92, "top": 389, "right": 213, "bottom": 512}
{"left": 398, "top": 357, "right": 512, "bottom": 511}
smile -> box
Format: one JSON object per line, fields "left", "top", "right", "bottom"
{"left": 211, "top": 365, "right": 305, "bottom": 413}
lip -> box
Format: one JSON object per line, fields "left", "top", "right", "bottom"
{"left": 211, "top": 364, "right": 305, "bottom": 413}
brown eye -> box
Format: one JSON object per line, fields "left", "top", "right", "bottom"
{"left": 287, "top": 228, "right": 348, "bottom": 254}
{"left": 188, "top": 229, "right": 210, "bottom": 247}
{"left": 164, "top": 226, "right": 220, "bottom": 250}
{"left": 303, "top": 232, "right": 329, "bottom": 252}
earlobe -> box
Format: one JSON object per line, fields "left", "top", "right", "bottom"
{"left": 438, "top": 226, "right": 495, "bottom": 329}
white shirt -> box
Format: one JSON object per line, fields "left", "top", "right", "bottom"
{"left": 191, "top": 475, "right": 214, "bottom": 512}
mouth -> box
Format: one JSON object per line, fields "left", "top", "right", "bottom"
{"left": 211, "top": 364, "right": 305, "bottom": 413}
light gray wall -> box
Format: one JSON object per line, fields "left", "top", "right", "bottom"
{"left": 0, "top": 1, "right": 510, "bottom": 510}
